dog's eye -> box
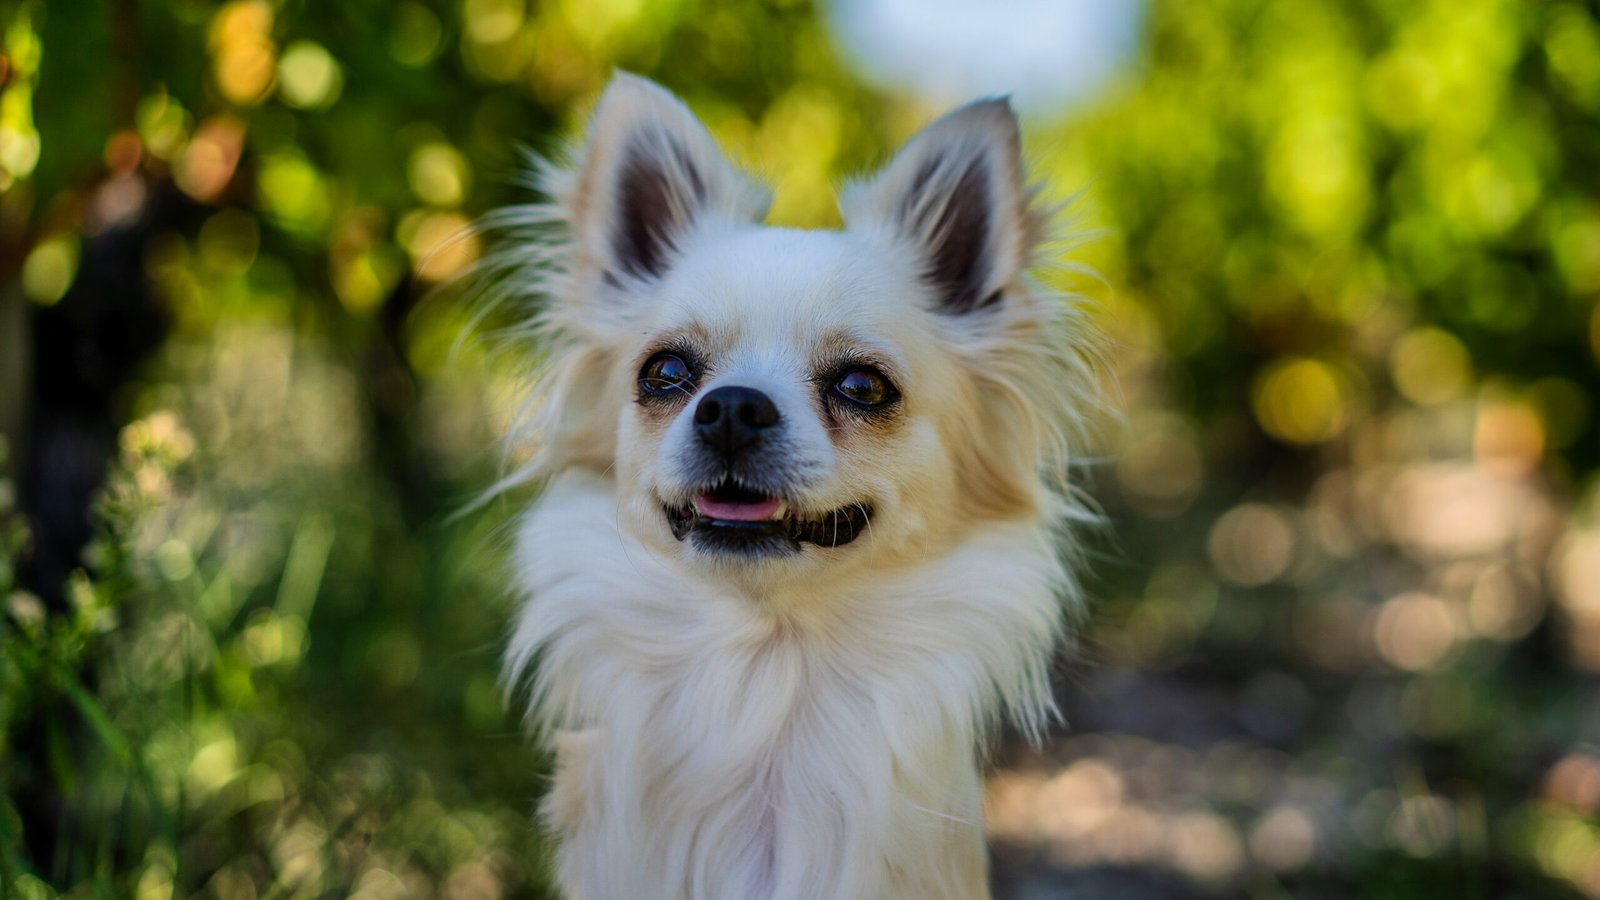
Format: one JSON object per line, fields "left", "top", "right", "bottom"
{"left": 640, "top": 353, "right": 696, "bottom": 397}
{"left": 833, "top": 367, "right": 891, "bottom": 407}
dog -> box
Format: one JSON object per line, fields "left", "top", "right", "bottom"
{"left": 489, "top": 73, "right": 1098, "bottom": 900}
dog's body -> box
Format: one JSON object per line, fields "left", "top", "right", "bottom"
{"left": 494, "top": 75, "right": 1096, "bottom": 900}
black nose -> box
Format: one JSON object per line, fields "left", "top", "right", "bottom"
{"left": 694, "top": 386, "right": 779, "bottom": 457}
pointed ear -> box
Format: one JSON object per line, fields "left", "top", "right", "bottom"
{"left": 841, "top": 99, "right": 1039, "bottom": 315}
{"left": 572, "top": 73, "right": 768, "bottom": 284}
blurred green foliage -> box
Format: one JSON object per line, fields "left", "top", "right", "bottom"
{"left": 2, "top": 0, "right": 1600, "bottom": 898}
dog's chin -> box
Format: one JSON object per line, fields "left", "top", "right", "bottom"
{"left": 662, "top": 479, "right": 873, "bottom": 560}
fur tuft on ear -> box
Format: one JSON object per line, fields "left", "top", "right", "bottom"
{"left": 572, "top": 73, "right": 769, "bottom": 285}
{"left": 841, "top": 99, "right": 1041, "bottom": 315}
{"left": 458, "top": 75, "right": 771, "bottom": 502}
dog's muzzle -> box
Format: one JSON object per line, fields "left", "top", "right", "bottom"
{"left": 666, "top": 386, "right": 872, "bottom": 555}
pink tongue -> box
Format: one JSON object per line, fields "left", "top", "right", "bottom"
{"left": 695, "top": 492, "right": 781, "bottom": 522}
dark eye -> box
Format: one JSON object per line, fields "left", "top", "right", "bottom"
{"left": 639, "top": 352, "right": 696, "bottom": 398}
{"left": 833, "top": 367, "right": 891, "bottom": 407}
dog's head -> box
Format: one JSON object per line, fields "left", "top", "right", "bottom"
{"left": 500, "top": 75, "right": 1091, "bottom": 592}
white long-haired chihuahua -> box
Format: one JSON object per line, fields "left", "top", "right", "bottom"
{"left": 488, "top": 73, "right": 1099, "bottom": 900}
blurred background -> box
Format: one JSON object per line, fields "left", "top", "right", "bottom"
{"left": 2, "top": 0, "right": 1599, "bottom": 897}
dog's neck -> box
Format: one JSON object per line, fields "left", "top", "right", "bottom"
{"left": 508, "top": 473, "right": 1069, "bottom": 900}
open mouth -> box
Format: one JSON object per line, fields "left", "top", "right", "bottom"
{"left": 665, "top": 480, "right": 873, "bottom": 554}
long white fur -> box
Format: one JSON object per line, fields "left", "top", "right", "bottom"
{"left": 507, "top": 473, "right": 1067, "bottom": 898}
{"left": 490, "top": 74, "right": 1100, "bottom": 900}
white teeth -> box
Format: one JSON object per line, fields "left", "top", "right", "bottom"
{"left": 770, "top": 500, "right": 788, "bottom": 520}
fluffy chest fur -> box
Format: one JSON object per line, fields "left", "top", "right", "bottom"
{"left": 508, "top": 474, "right": 1067, "bottom": 900}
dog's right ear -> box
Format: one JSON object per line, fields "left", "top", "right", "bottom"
{"left": 571, "top": 74, "right": 768, "bottom": 286}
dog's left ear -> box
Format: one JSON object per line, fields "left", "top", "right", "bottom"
{"left": 572, "top": 74, "right": 769, "bottom": 286}
{"left": 842, "top": 99, "right": 1038, "bottom": 315}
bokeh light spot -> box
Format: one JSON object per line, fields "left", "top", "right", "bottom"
{"left": 464, "top": 0, "right": 526, "bottom": 44}
{"left": 330, "top": 208, "right": 403, "bottom": 312}
{"left": 1249, "top": 806, "right": 1316, "bottom": 872}
{"left": 1267, "top": 114, "right": 1370, "bottom": 238}
{"left": 1546, "top": 5, "right": 1600, "bottom": 109}
{"left": 209, "top": 1, "right": 277, "bottom": 105}
{"left": 278, "top": 41, "right": 343, "bottom": 110}
{"left": 407, "top": 142, "right": 472, "bottom": 207}
{"left": 259, "top": 153, "right": 332, "bottom": 235}
{"left": 1170, "top": 812, "right": 1245, "bottom": 883}
{"left": 176, "top": 115, "right": 245, "bottom": 203}
{"left": 398, "top": 210, "right": 478, "bottom": 282}
{"left": 1374, "top": 592, "right": 1461, "bottom": 671}
{"left": 104, "top": 129, "right": 144, "bottom": 175}
{"left": 1366, "top": 49, "right": 1439, "bottom": 131}
{"left": 1553, "top": 530, "right": 1600, "bottom": 670}
{"left": 1556, "top": 215, "right": 1600, "bottom": 294}
{"left": 21, "top": 234, "right": 79, "bottom": 305}
{"left": 188, "top": 734, "right": 239, "bottom": 795}
{"left": 1474, "top": 398, "right": 1545, "bottom": 477}
{"left": 1545, "top": 753, "right": 1600, "bottom": 815}
{"left": 0, "top": 118, "right": 41, "bottom": 187}
{"left": 1208, "top": 504, "right": 1296, "bottom": 587}
{"left": 135, "top": 92, "right": 193, "bottom": 161}
{"left": 154, "top": 540, "right": 196, "bottom": 582}
{"left": 1389, "top": 327, "right": 1471, "bottom": 406}
{"left": 1466, "top": 565, "right": 1542, "bottom": 641}
{"left": 1252, "top": 357, "right": 1350, "bottom": 445}
{"left": 389, "top": 3, "right": 445, "bottom": 66}
{"left": 1456, "top": 146, "right": 1542, "bottom": 237}
{"left": 243, "top": 610, "right": 308, "bottom": 668}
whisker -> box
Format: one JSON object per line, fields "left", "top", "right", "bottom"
{"left": 855, "top": 502, "right": 875, "bottom": 544}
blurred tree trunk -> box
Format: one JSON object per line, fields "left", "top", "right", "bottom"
{"left": 0, "top": 285, "right": 24, "bottom": 483}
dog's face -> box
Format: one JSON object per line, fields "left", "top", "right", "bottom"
{"left": 621, "top": 228, "right": 959, "bottom": 569}
{"left": 531, "top": 76, "right": 1071, "bottom": 593}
